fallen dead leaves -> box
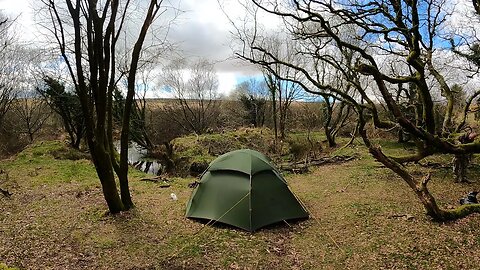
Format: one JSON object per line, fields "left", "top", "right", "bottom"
{"left": 2, "top": 141, "right": 480, "bottom": 269}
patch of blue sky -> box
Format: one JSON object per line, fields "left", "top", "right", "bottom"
{"left": 235, "top": 74, "right": 264, "bottom": 84}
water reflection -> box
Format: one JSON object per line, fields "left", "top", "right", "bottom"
{"left": 132, "top": 160, "right": 163, "bottom": 175}
{"left": 116, "top": 142, "right": 163, "bottom": 175}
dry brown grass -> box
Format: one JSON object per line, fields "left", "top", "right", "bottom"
{"left": 1, "top": 140, "right": 480, "bottom": 269}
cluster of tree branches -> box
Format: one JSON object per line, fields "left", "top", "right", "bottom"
{"left": 0, "top": 13, "right": 53, "bottom": 149}
{"left": 233, "top": 0, "right": 480, "bottom": 220}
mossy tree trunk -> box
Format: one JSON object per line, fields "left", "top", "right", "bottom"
{"left": 358, "top": 115, "right": 480, "bottom": 221}
{"left": 90, "top": 141, "right": 124, "bottom": 213}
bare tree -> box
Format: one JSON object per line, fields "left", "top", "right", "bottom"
{"left": 6, "top": 46, "right": 54, "bottom": 144}
{"left": 159, "top": 58, "right": 221, "bottom": 135}
{"left": 0, "top": 14, "right": 50, "bottom": 152}
{"left": 450, "top": 4, "right": 480, "bottom": 182}
{"left": 321, "top": 95, "right": 353, "bottom": 147}
{"left": 315, "top": 54, "right": 356, "bottom": 147}
{"left": 113, "top": 81, "right": 154, "bottom": 151}
{"left": 0, "top": 13, "right": 18, "bottom": 131}
{"left": 13, "top": 90, "right": 52, "bottom": 143}
{"left": 42, "top": 0, "right": 171, "bottom": 213}
{"left": 296, "top": 101, "right": 323, "bottom": 158}
{"left": 261, "top": 36, "right": 303, "bottom": 140}
{"left": 235, "top": 0, "right": 480, "bottom": 220}
{"left": 131, "top": 70, "right": 155, "bottom": 151}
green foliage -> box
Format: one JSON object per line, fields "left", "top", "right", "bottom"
{"left": 37, "top": 76, "right": 84, "bottom": 148}
{"left": 285, "top": 131, "right": 326, "bottom": 159}
{"left": 288, "top": 138, "right": 310, "bottom": 160}
{"left": 239, "top": 93, "right": 266, "bottom": 127}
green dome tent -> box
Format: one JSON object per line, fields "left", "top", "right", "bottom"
{"left": 185, "top": 149, "right": 309, "bottom": 232}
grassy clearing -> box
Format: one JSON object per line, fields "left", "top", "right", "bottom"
{"left": 1, "top": 139, "right": 480, "bottom": 269}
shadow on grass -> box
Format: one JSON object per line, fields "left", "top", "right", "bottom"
{"left": 187, "top": 216, "right": 309, "bottom": 233}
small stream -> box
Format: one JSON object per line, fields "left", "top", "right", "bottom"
{"left": 116, "top": 142, "right": 163, "bottom": 175}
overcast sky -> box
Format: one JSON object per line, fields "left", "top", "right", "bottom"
{"left": 0, "top": 0, "right": 276, "bottom": 95}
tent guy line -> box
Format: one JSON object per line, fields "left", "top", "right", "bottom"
{"left": 167, "top": 192, "right": 251, "bottom": 260}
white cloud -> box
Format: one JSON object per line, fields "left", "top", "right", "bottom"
{"left": 0, "top": 0, "right": 28, "bottom": 14}
{"left": 217, "top": 72, "right": 238, "bottom": 95}
{"left": 0, "top": 0, "right": 277, "bottom": 94}
{"left": 0, "top": 0, "right": 36, "bottom": 41}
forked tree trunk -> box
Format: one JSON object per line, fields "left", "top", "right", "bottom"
{"left": 47, "top": 0, "right": 163, "bottom": 214}
{"left": 90, "top": 141, "right": 124, "bottom": 213}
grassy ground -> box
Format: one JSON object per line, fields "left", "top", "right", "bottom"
{"left": 1, "top": 139, "right": 480, "bottom": 269}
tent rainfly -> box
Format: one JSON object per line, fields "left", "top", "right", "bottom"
{"left": 185, "top": 149, "right": 309, "bottom": 231}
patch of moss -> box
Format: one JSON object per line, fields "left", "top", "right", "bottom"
{"left": 0, "top": 263, "right": 19, "bottom": 270}
{"left": 84, "top": 206, "right": 110, "bottom": 222}
{"left": 21, "top": 159, "right": 98, "bottom": 187}
{"left": 92, "top": 235, "right": 118, "bottom": 249}
{"left": 172, "top": 128, "right": 280, "bottom": 176}
{"left": 50, "top": 148, "right": 90, "bottom": 160}
{"left": 15, "top": 141, "right": 89, "bottom": 162}
{"left": 443, "top": 204, "right": 480, "bottom": 220}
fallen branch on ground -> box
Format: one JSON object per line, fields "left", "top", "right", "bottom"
{"left": 279, "top": 155, "right": 357, "bottom": 174}
{"left": 388, "top": 214, "right": 415, "bottom": 220}
{"left": 140, "top": 176, "right": 171, "bottom": 188}
{"left": 418, "top": 161, "right": 451, "bottom": 169}
{"left": 140, "top": 176, "right": 171, "bottom": 182}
